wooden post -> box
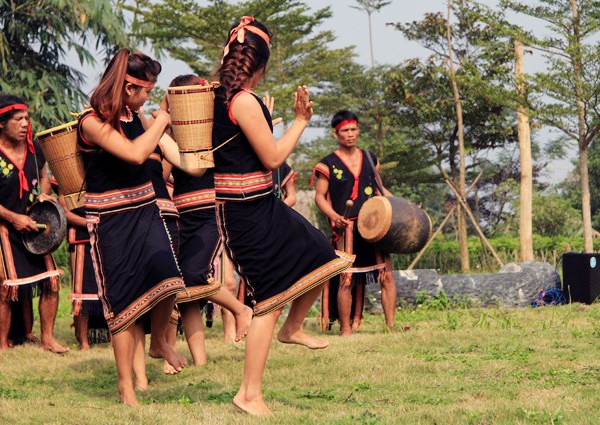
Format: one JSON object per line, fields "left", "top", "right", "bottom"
{"left": 446, "top": 0, "right": 469, "bottom": 272}
{"left": 445, "top": 178, "right": 504, "bottom": 268}
{"left": 408, "top": 172, "right": 483, "bottom": 270}
{"left": 515, "top": 37, "right": 534, "bottom": 261}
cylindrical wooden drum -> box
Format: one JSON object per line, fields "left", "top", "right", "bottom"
{"left": 36, "top": 120, "right": 85, "bottom": 210}
{"left": 357, "top": 196, "right": 431, "bottom": 254}
{"left": 167, "top": 83, "right": 215, "bottom": 170}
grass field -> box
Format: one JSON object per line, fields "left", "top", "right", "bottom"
{"left": 1, "top": 288, "right": 599, "bottom": 425}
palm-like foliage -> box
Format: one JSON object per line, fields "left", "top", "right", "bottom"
{"left": 0, "top": 0, "right": 128, "bottom": 128}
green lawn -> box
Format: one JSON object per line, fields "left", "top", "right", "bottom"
{"left": 1, "top": 289, "right": 599, "bottom": 424}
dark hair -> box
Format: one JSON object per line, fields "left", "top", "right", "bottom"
{"left": 169, "top": 74, "right": 206, "bottom": 88}
{"left": 216, "top": 19, "right": 272, "bottom": 107}
{"left": 0, "top": 94, "right": 27, "bottom": 127}
{"left": 90, "top": 48, "right": 161, "bottom": 131}
{"left": 331, "top": 110, "right": 360, "bottom": 130}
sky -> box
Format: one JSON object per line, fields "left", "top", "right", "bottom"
{"left": 298, "top": 0, "right": 572, "bottom": 184}
{"left": 298, "top": 1, "right": 561, "bottom": 184}
{"left": 77, "top": 0, "right": 573, "bottom": 184}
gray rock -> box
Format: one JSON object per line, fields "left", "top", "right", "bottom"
{"left": 365, "top": 262, "right": 561, "bottom": 311}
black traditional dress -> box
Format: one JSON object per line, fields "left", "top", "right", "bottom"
{"left": 148, "top": 145, "right": 180, "bottom": 252}
{"left": 78, "top": 108, "right": 184, "bottom": 335}
{"left": 0, "top": 140, "right": 62, "bottom": 300}
{"left": 312, "top": 149, "right": 389, "bottom": 329}
{"left": 147, "top": 144, "right": 183, "bottom": 326}
{"left": 67, "top": 207, "right": 108, "bottom": 342}
{"left": 212, "top": 87, "right": 353, "bottom": 316}
{"left": 171, "top": 168, "right": 221, "bottom": 303}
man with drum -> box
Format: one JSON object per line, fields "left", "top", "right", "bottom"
{"left": 0, "top": 94, "right": 68, "bottom": 352}
{"left": 313, "top": 110, "right": 397, "bottom": 336}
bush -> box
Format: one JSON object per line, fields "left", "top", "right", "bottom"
{"left": 393, "top": 234, "right": 592, "bottom": 273}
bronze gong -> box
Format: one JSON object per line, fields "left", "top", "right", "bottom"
{"left": 22, "top": 199, "right": 67, "bottom": 255}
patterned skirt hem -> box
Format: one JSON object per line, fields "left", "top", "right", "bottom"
{"left": 176, "top": 278, "right": 222, "bottom": 304}
{"left": 107, "top": 277, "right": 185, "bottom": 335}
{"left": 253, "top": 251, "right": 355, "bottom": 317}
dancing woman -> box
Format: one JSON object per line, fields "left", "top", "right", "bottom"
{"left": 77, "top": 49, "right": 186, "bottom": 405}
{"left": 213, "top": 17, "right": 354, "bottom": 415}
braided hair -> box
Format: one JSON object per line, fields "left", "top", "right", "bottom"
{"left": 216, "top": 19, "right": 272, "bottom": 108}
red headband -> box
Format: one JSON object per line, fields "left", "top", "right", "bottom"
{"left": 0, "top": 103, "right": 34, "bottom": 152}
{"left": 0, "top": 103, "right": 34, "bottom": 198}
{"left": 0, "top": 103, "right": 28, "bottom": 116}
{"left": 335, "top": 119, "right": 359, "bottom": 131}
{"left": 222, "top": 16, "right": 271, "bottom": 63}
{"left": 125, "top": 74, "right": 154, "bottom": 88}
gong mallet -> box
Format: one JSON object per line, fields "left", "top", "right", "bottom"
{"left": 335, "top": 199, "right": 354, "bottom": 235}
{"left": 343, "top": 199, "right": 354, "bottom": 220}
{"left": 35, "top": 223, "right": 48, "bottom": 230}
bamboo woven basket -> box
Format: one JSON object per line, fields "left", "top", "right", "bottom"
{"left": 36, "top": 120, "right": 85, "bottom": 210}
{"left": 167, "top": 83, "right": 215, "bottom": 169}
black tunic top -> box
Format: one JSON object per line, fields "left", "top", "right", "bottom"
{"left": 211, "top": 87, "right": 353, "bottom": 316}
{"left": 212, "top": 87, "right": 273, "bottom": 201}
{"left": 313, "top": 149, "right": 379, "bottom": 219}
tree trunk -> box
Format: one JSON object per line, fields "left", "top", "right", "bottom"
{"left": 579, "top": 143, "right": 593, "bottom": 251}
{"left": 446, "top": 0, "right": 469, "bottom": 272}
{"left": 367, "top": 11, "right": 375, "bottom": 67}
{"left": 515, "top": 38, "right": 534, "bottom": 261}
{"left": 570, "top": 0, "right": 593, "bottom": 252}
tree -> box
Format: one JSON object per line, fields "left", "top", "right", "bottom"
{"left": 295, "top": 64, "right": 438, "bottom": 199}
{"left": 445, "top": 0, "right": 470, "bottom": 272}
{"left": 351, "top": 0, "right": 391, "bottom": 67}
{"left": 501, "top": 0, "right": 600, "bottom": 252}
{"left": 503, "top": 191, "right": 582, "bottom": 237}
{"left": 390, "top": 2, "right": 522, "bottom": 271}
{"left": 128, "top": 0, "right": 360, "bottom": 126}
{"left": 0, "top": 0, "right": 128, "bottom": 128}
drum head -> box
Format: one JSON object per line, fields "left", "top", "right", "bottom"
{"left": 357, "top": 196, "right": 393, "bottom": 243}
{"left": 22, "top": 200, "right": 67, "bottom": 255}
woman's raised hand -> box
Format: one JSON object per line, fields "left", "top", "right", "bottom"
{"left": 262, "top": 94, "right": 283, "bottom": 126}
{"left": 262, "top": 94, "right": 275, "bottom": 115}
{"left": 293, "top": 85, "right": 313, "bottom": 123}
{"left": 160, "top": 94, "right": 169, "bottom": 112}
{"left": 152, "top": 109, "right": 171, "bottom": 126}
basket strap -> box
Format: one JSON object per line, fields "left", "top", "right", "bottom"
{"left": 194, "top": 132, "right": 240, "bottom": 161}
{"left": 211, "top": 132, "right": 240, "bottom": 154}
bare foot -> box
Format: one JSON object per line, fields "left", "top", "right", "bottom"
{"left": 233, "top": 394, "right": 272, "bottom": 416}
{"left": 119, "top": 382, "right": 139, "bottom": 406}
{"left": 149, "top": 341, "right": 187, "bottom": 372}
{"left": 41, "top": 339, "right": 70, "bottom": 354}
{"left": 25, "top": 333, "right": 40, "bottom": 344}
{"left": 79, "top": 343, "right": 91, "bottom": 352}
{"left": 277, "top": 328, "right": 329, "bottom": 349}
{"left": 234, "top": 305, "right": 253, "bottom": 342}
{"left": 339, "top": 325, "right": 353, "bottom": 337}
{"left": 351, "top": 320, "right": 361, "bottom": 332}
{"left": 163, "top": 360, "right": 178, "bottom": 375}
{"left": 134, "top": 376, "right": 148, "bottom": 391}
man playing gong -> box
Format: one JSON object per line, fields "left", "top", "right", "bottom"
{"left": 0, "top": 94, "right": 67, "bottom": 352}
{"left": 313, "top": 110, "right": 397, "bottom": 336}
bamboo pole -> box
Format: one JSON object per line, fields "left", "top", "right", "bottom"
{"left": 407, "top": 172, "right": 483, "bottom": 270}
{"left": 445, "top": 177, "right": 504, "bottom": 268}
{"left": 515, "top": 37, "right": 534, "bottom": 261}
